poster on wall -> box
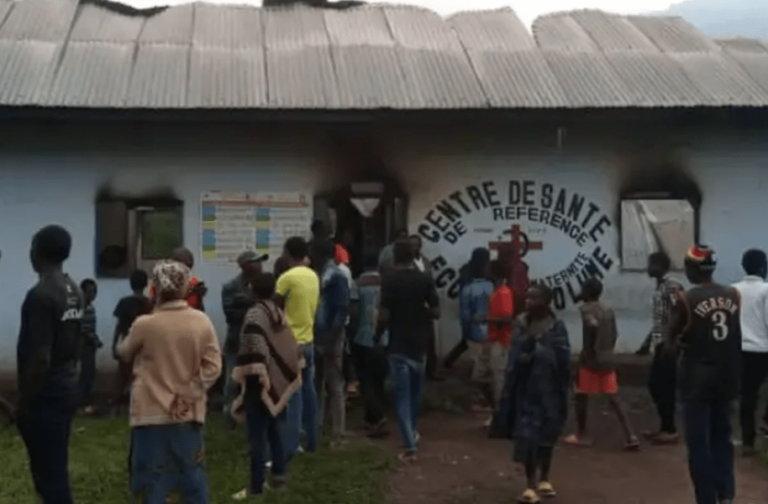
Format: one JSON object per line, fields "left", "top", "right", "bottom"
{"left": 415, "top": 179, "right": 614, "bottom": 311}
{"left": 200, "top": 191, "right": 312, "bottom": 265}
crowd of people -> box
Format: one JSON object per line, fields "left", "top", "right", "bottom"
{"left": 12, "top": 221, "right": 768, "bottom": 504}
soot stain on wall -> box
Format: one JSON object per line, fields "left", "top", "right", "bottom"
{"left": 614, "top": 147, "right": 703, "bottom": 260}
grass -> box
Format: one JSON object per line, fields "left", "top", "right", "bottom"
{"left": 0, "top": 414, "right": 393, "bottom": 504}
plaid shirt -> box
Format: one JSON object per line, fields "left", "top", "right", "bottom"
{"left": 651, "top": 276, "right": 684, "bottom": 348}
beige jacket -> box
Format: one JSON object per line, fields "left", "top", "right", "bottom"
{"left": 118, "top": 300, "right": 222, "bottom": 427}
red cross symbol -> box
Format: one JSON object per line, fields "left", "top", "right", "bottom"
{"left": 488, "top": 224, "right": 543, "bottom": 261}
{"left": 489, "top": 225, "right": 543, "bottom": 310}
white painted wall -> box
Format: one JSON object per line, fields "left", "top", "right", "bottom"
{"left": 0, "top": 120, "right": 766, "bottom": 374}
{"left": 0, "top": 122, "right": 340, "bottom": 371}
{"left": 389, "top": 124, "right": 768, "bottom": 355}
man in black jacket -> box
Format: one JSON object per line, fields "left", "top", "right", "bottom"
{"left": 16, "top": 225, "right": 83, "bottom": 504}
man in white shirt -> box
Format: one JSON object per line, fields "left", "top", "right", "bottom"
{"left": 732, "top": 248, "right": 768, "bottom": 455}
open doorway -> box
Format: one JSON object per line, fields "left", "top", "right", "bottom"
{"left": 314, "top": 132, "right": 408, "bottom": 277}
{"left": 315, "top": 181, "right": 407, "bottom": 278}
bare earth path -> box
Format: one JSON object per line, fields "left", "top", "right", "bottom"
{"left": 383, "top": 387, "right": 768, "bottom": 504}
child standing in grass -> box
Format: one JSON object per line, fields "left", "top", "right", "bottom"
{"left": 79, "top": 279, "right": 102, "bottom": 414}
{"left": 111, "top": 270, "right": 152, "bottom": 409}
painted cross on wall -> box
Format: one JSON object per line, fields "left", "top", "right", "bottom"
{"left": 488, "top": 224, "right": 542, "bottom": 313}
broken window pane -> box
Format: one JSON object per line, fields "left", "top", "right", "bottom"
{"left": 621, "top": 199, "right": 696, "bottom": 271}
{"left": 140, "top": 208, "right": 183, "bottom": 261}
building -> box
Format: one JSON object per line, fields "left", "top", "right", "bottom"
{"left": 1, "top": 0, "right": 768, "bottom": 377}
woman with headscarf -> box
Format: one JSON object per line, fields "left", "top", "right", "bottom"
{"left": 117, "top": 260, "right": 222, "bottom": 504}
{"left": 496, "top": 284, "right": 571, "bottom": 504}
{"left": 230, "top": 273, "right": 303, "bottom": 499}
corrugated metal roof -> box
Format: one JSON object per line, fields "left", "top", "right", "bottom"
{"left": 0, "top": 0, "right": 78, "bottom": 41}
{"left": 263, "top": 6, "right": 337, "bottom": 108}
{"left": 451, "top": 10, "right": 565, "bottom": 108}
{"left": 717, "top": 39, "right": 768, "bottom": 95}
{"left": 1, "top": 0, "right": 768, "bottom": 110}
{"left": 189, "top": 5, "right": 266, "bottom": 108}
{"left": 567, "top": 10, "right": 657, "bottom": 52}
{"left": 387, "top": 8, "right": 485, "bottom": 108}
{"left": 70, "top": 3, "right": 145, "bottom": 42}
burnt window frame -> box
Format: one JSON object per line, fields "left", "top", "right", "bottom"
{"left": 618, "top": 190, "right": 701, "bottom": 273}
{"left": 95, "top": 195, "right": 184, "bottom": 279}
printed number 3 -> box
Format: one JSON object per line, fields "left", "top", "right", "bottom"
{"left": 711, "top": 311, "right": 729, "bottom": 341}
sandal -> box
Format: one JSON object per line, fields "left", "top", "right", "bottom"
{"left": 651, "top": 432, "right": 680, "bottom": 445}
{"left": 562, "top": 434, "right": 592, "bottom": 447}
{"left": 624, "top": 436, "right": 641, "bottom": 451}
{"left": 517, "top": 488, "right": 541, "bottom": 503}
{"left": 398, "top": 451, "right": 417, "bottom": 464}
{"left": 537, "top": 481, "right": 557, "bottom": 497}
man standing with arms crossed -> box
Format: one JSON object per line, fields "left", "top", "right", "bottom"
{"left": 17, "top": 225, "right": 83, "bottom": 504}
{"left": 732, "top": 249, "right": 768, "bottom": 456}
{"left": 277, "top": 237, "right": 320, "bottom": 456}
{"left": 221, "top": 251, "right": 268, "bottom": 428}
{"left": 664, "top": 245, "right": 741, "bottom": 504}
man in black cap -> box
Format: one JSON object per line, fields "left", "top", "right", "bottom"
{"left": 664, "top": 245, "right": 742, "bottom": 504}
{"left": 221, "top": 250, "right": 268, "bottom": 424}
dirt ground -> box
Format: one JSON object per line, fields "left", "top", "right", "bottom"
{"left": 382, "top": 386, "right": 768, "bottom": 504}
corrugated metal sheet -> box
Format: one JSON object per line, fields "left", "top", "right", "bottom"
{"left": 325, "top": 7, "right": 412, "bottom": 109}
{"left": 468, "top": 51, "right": 567, "bottom": 108}
{"left": 0, "top": 0, "right": 15, "bottom": 30}
{"left": 449, "top": 8, "right": 534, "bottom": 51}
{"left": 43, "top": 41, "right": 134, "bottom": 107}
{"left": 0, "top": 40, "right": 60, "bottom": 105}
{"left": 718, "top": 38, "right": 768, "bottom": 54}
{"left": 670, "top": 52, "right": 768, "bottom": 105}
{"left": 193, "top": 4, "right": 262, "bottom": 49}
{"left": 263, "top": 6, "right": 337, "bottom": 108}
{"left": 602, "top": 52, "right": 711, "bottom": 107}
{"left": 568, "top": 10, "right": 658, "bottom": 52}
{"left": 70, "top": 3, "right": 145, "bottom": 42}
{"left": 388, "top": 8, "right": 485, "bottom": 108}
{"left": 0, "top": 0, "right": 78, "bottom": 41}
{"left": 451, "top": 10, "right": 564, "bottom": 108}
{"left": 533, "top": 12, "right": 598, "bottom": 53}
{"left": 125, "top": 44, "right": 188, "bottom": 108}
{"left": 188, "top": 5, "right": 266, "bottom": 108}
{"left": 542, "top": 51, "right": 631, "bottom": 107}
{"left": 627, "top": 16, "right": 719, "bottom": 54}
{"left": 139, "top": 3, "right": 193, "bottom": 45}
{"left": 2, "top": 1, "right": 768, "bottom": 110}
{"left": 718, "top": 39, "right": 768, "bottom": 95}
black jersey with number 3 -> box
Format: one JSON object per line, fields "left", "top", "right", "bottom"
{"left": 677, "top": 283, "right": 742, "bottom": 402}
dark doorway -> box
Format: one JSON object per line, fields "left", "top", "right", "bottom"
{"left": 315, "top": 180, "right": 407, "bottom": 278}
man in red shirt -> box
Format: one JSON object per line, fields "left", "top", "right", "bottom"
{"left": 478, "top": 260, "right": 515, "bottom": 427}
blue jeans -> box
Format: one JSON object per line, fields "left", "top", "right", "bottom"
{"left": 17, "top": 397, "right": 76, "bottom": 504}
{"left": 286, "top": 344, "right": 319, "bottom": 455}
{"left": 245, "top": 401, "right": 287, "bottom": 495}
{"left": 683, "top": 401, "right": 735, "bottom": 504}
{"left": 130, "top": 423, "right": 209, "bottom": 504}
{"left": 390, "top": 354, "right": 425, "bottom": 453}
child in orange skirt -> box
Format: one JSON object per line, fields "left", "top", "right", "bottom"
{"left": 563, "top": 278, "right": 640, "bottom": 450}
